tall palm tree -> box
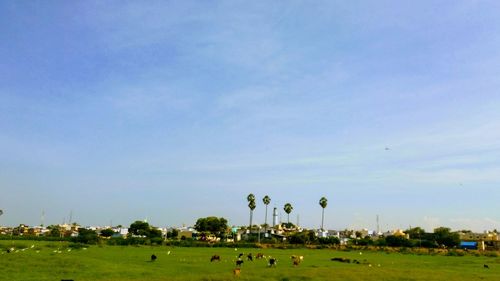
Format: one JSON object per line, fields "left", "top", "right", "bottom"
{"left": 319, "top": 197, "right": 328, "bottom": 231}
{"left": 262, "top": 195, "right": 271, "bottom": 230}
{"left": 283, "top": 203, "right": 293, "bottom": 224}
{"left": 248, "top": 200, "right": 256, "bottom": 233}
{"left": 247, "top": 194, "right": 256, "bottom": 233}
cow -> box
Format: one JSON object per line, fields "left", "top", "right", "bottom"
{"left": 151, "top": 254, "right": 157, "bottom": 262}
{"left": 247, "top": 253, "right": 253, "bottom": 261}
{"left": 331, "top": 257, "right": 350, "bottom": 263}
{"left": 256, "top": 253, "right": 265, "bottom": 259}
{"left": 233, "top": 267, "right": 241, "bottom": 277}
{"left": 210, "top": 255, "right": 221, "bottom": 262}
{"left": 484, "top": 264, "right": 489, "bottom": 269}
{"left": 268, "top": 257, "right": 277, "bottom": 267}
{"left": 236, "top": 259, "right": 244, "bottom": 267}
{"left": 291, "top": 255, "right": 303, "bottom": 267}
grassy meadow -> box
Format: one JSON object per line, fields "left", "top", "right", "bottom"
{"left": 1, "top": 241, "right": 499, "bottom": 281}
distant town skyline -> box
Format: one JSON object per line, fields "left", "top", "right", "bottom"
{"left": 1, "top": 1, "right": 499, "bottom": 232}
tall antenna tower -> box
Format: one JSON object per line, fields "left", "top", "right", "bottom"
{"left": 376, "top": 214, "right": 380, "bottom": 234}
{"left": 69, "top": 210, "right": 73, "bottom": 225}
{"left": 296, "top": 214, "right": 300, "bottom": 227}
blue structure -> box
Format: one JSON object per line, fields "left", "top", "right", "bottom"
{"left": 460, "top": 241, "right": 478, "bottom": 250}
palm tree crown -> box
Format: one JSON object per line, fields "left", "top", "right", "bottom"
{"left": 247, "top": 193, "right": 255, "bottom": 202}
{"left": 248, "top": 200, "right": 256, "bottom": 211}
{"left": 319, "top": 197, "right": 328, "bottom": 209}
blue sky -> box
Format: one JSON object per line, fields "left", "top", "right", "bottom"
{"left": 1, "top": 1, "right": 499, "bottom": 232}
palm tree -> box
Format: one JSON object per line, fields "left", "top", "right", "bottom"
{"left": 247, "top": 194, "right": 256, "bottom": 233}
{"left": 247, "top": 193, "right": 255, "bottom": 202}
{"left": 248, "top": 200, "right": 256, "bottom": 233}
{"left": 319, "top": 197, "right": 328, "bottom": 231}
{"left": 283, "top": 203, "right": 293, "bottom": 224}
{"left": 262, "top": 195, "right": 271, "bottom": 230}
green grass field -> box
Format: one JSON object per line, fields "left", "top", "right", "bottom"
{"left": 1, "top": 241, "right": 499, "bottom": 281}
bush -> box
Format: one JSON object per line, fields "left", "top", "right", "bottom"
{"left": 68, "top": 243, "right": 86, "bottom": 249}
{"left": 318, "top": 236, "right": 340, "bottom": 245}
{"left": 483, "top": 251, "right": 498, "bottom": 257}
{"left": 385, "top": 235, "right": 413, "bottom": 247}
{"left": 446, "top": 250, "right": 465, "bottom": 256}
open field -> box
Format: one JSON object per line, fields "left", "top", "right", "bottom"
{"left": 1, "top": 241, "right": 499, "bottom": 281}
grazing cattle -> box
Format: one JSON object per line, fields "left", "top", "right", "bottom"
{"left": 151, "top": 254, "right": 157, "bottom": 262}
{"left": 256, "top": 253, "right": 265, "bottom": 259}
{"left": 331, "top": 257, "right": 350, "bottom": 263}
{"left": 268, "top": 257, "right": 277, "bottom": 267}
{"left": 484, "top": 264, "right": 489, "bottom": 269}
{"left": 233, "top": 268, "right": 241, "bottom": 277}
{"left": 291, "top": 255, "right": 303, "bottom": 267}
{"left": 211, "top": 255, "right": 221, "bottom": 262}
{"left": 238, "top": 253, "right": 244, "bottom": 258}
{"left": 236, "top": 259, "right": 244, "bottom": 267}
{"left": 247, "top": 253, "right": 253, "bottom": 261}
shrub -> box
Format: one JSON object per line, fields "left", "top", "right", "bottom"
{"left": 483, "top": 251, "right": 498, "bottom": 257}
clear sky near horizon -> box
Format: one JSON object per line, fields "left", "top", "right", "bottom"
{"left": 1, "top": 1, "right": 499, "bottom": 232}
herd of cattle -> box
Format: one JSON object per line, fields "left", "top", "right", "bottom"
{"left": 149, "top": 251, "right": 303, "bottom": 276}
{"left": 210, "top": 252, "right": 290, "bottom": 268}
{"left": 148, "top": 252, "right": 491, "bottom": 277}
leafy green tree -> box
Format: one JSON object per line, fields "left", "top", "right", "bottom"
{"left": 194, "top": 216, "right": 228, "bottom": 238}
{"left": 100, "top": 228, "right": 115, "bottom": 237}
{"left": 262, "top": 195, "right": 271, "bottom": 231}
{"left": 385, "top": 235, "right": 413, "bottom": 247}
{"left": 290, "top": 230, "right": 318, "bottom": 244}
{"left": 283, "top": 203, "right": 293, "bottom": 223}
{"left": 73, "top": 228, "right": 98, "bottom": 244}
{"left": 168, "top": 229, "right": 179, "bottom": 239}
{"left": 356, "top": 236, "right": 374, "bottom": 246}
{"left": 128, "top": 221, "right": 150, "bottom": 237}
{"left": 319, "top": 197, "right": 328, "bottom": 231}
{"left": 128, "top": 221, "right": 162, "bottom": 238}
{"left": 318, "top": 236, "right": 340, "bottom": 245}
{"left": 433, "top": 227, "right": 460, "bottom": 248}
{"left": 148, "top": 227, "right": 162, "bottom": 238}
{"left": 405, "top": 227, "right": 426, "bottom": 239}
{"left": 47, "top": 225, "right": 61, "bottom": 237}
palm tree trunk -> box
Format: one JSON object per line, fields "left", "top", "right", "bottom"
{"left": 264, "top": 205, "right": 268, "bottom": 232}
{"left": 287, "top": 213, "right": 290, "bottom": 224}
{"left": 321, "top": 208, "right": 325, "bottom": 231}
{"left": 249, "top": 210, "right": 253, "bottom": 234}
